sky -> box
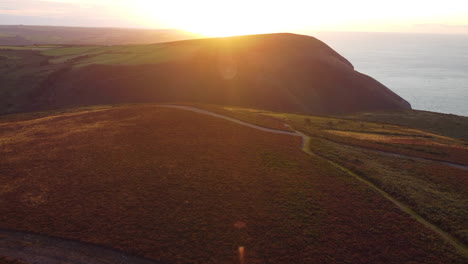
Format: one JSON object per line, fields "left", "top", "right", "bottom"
{"left": 1, "top": 0, "right": 468, "bottom": 36}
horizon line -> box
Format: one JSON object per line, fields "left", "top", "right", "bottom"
{"left": 1, "top": 24, "right": 468, "bottom": 37}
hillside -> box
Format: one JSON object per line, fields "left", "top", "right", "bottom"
{"left": 0, "top": 33, "right": 411, "bottom": 115}
{"left": 344, "top": 110, "right": 468, "bottom": 140}
{"left": 0, "top": 25, "right": 198, "bottom": 45}
{"left": 0, "top": 104, "right": 466, "bottom": 264}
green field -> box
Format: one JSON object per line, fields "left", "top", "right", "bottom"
{"left": 41, "top": 46, "right": 102, "bottom": 56}
{"left": 0, "top": 45, "right": 60, "bottom": 51}
{"left": 0, "top": 42, "right": 203, "bottom": 66}
{"left": 39, "top": 43, "right": 203, "bottom": 66}
{"left": 346, "top": 110, "right": 468, "bottom": 140}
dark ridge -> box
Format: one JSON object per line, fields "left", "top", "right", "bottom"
{"left": 2, "top": 33, "right": 411, "bottom": 115}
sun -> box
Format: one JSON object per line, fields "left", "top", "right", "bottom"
{"left": 128, "top": 0, "right": 468, "bottom": 36}
{"left": 133, "top": 0, "right": 300, "bottom": 37}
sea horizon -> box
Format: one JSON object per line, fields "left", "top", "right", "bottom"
{"left": 313, "top": 31, "right": 468, "bottom": 117}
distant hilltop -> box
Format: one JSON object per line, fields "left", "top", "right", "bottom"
{"left": 0, "top": 25, "right": 199, "bottom": 45}
{"left": 0, "top": 32, "right": 411, "bottom": 115}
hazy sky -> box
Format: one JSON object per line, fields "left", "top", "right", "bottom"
{"left": 1, "top": 0, "right": 467, "bottom": 35}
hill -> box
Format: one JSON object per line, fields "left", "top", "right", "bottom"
{"left": 0, "top": 104, "right": 465, "bottom": 264}
{"left": 0, "top": 25, "right": 199, "bottom": 45}
{"left": 344, "top": 110, "right": 468, "bottom": 141}
{"left": 0, "top": 33, "right": 411, "bottom": 115}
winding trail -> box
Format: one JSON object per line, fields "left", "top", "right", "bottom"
{"left": 314, "top": 136, "right": 468, "bottom": 171}
{"left": 159, "top": 105, "right": 468, "bottom": 258}
{"left": 1, "top": 104, "right": 467, "bottom": 263}
{"left": 158, "top": 105, "right": 300, "bottom": 137}
{"left": 160, "top": 105, "right": 468, "bottom": 170}
{"left": 369, "top": 148, "right": 468, "bottom": 170}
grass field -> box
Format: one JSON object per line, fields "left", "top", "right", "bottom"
{"left": 2, "top": 42, "right": 202, "bottom": 67}
{"left": 186, "top": 104, "right": 468, "bottom": 164}
{"left": 174, "top": 103, "right": 293, "bottom": 131}
{"left": 0, "top": 46, "right": 59, "bottom": 51}
{"left": 188, "top": 104, "right": 468, "bottom": 246}
{"left": 1, "top": 104, "right": 464, "bottom": 263}
{"left": 307, "top": 137, "right": 468, "bottom": 244}
{"left": 0, "top": 49, "right": 63, "bottom": 115}
{"left": 271, "top": 112, "right": 468, "bottom": 165}
{"left": 346, "top": 110, "right": 468, "bottom": 140}
{"left": 41, "top": 46, "right": 101, "bottom": 56}
{"left": 37, "top": 42, "right": 202, "bottom": 66}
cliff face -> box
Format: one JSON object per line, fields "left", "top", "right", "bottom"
{"left": 37, "top": 33, "right": 412, "bottom": 114}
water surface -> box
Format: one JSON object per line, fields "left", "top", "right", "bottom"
{"left": 313, "top": 32, "right": 468, "bottom": 116}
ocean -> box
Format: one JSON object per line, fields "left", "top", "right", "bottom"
{"left": 311, "top": 32, "right": 468, "bottom": 117}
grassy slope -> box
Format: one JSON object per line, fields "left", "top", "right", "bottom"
{"left": 310, "top": 137, "right": 468, "bottom": 244}
{"left": 346, "top": 110, "right": 468, "bottom": 141}
{"left": 1, "top": 38, "right": 200, "bottom": 65}
{"left": 199, "top": 104, "right": 467, "bottom": 247}
{"left": 174, "top": 103, "right": 293, "bottom": 131}
{"left": 0, "top": 42, "right": 203, "bottom": 115}
{"left": 188, "top": 104, "right": 468, "bottom": 165}
{"left": 0, "top": 35, "right": 204, "bottom": 115}
{"left": 0, "top": 105, "right": 464, "bottom": 264}
{"left": 0, "top": 49, "right": 62, "bottom": 114}
{"left": 0, "top": 33, "right": 412, "bottom": 117}
{"left": 278, "top": 113, "right": 468, "bottom": 165}
{"left": 0, "top": 46, "right": 58, "bottom": 51}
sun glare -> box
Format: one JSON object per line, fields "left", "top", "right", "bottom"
{"left": 131, "top": 0, "right": 468, "bottom": 36}
{"left": 133, "top": 1, "right": 305, "bottom": 37}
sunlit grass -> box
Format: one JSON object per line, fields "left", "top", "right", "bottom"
{"left": 37, "top": 42, "right": 203, "bottom": 67}
{"left": 41, "top": 46, "right": 102, "bottom": 57}
{"left": 347, "top": 110, "right": 468, "bottom": 141}
{"left": 0, "top": 45, "right": 58, "bottom": 51}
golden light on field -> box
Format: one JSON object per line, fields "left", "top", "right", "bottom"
{"left": 130, "top": 0, "right": 468, "bottom": 36}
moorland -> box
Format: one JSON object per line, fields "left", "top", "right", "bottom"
{"left": 0, "top": 28, "right": 467, "bottom": 264}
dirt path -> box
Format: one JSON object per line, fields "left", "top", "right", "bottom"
{"left": 158, "top": 105, "right": 300, "bottom": 137}
{"left": 315, "top": 136, "right": 468, "bottom": 170}
{"left": 370, "top": 148, "right": 468, "bottom": 170}
{"left": 1, "top": 105, "right": 466, "bottom": 263}
{"left": 0, "top": 229, "right": 163, "bottom": 264}
{"left": 159, "top": 105, "right": 468, "bottom": 258}
{"left": 160, "top": 105, "right": 468, "bottom": 170}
